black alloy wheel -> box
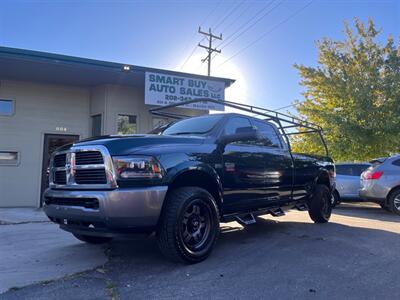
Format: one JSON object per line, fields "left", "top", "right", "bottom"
{"left": 157, "top": 187, "right": 220, "bottom": 263}
{"left": 180, "top": 199, "right": 212, "bottom": 254}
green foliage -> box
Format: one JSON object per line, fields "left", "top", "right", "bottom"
{"left": 293, "top": 18, "right": 400, "bottom": 162}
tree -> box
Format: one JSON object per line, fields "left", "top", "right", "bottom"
{"left": 293, "top": 18, "right": 400, "bottom": 162}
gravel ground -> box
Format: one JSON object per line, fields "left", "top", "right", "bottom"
{"left": 1, "top": 202, "right": 399, "bottom": 300}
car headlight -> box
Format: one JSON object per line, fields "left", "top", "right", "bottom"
{"left": 113, "top": 156, "right": 163, "bottom": 179}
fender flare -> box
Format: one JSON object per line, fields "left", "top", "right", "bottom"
{"left": 165, "top": 161, "right": 224, "bottom": 205}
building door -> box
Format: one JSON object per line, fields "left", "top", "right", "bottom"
{"left": 40, "top": 134, "right": 79, "bottom": 206}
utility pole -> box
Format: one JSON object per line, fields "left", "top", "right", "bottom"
{"left": 198, "top": 27, "right": 222, "bottom": 76}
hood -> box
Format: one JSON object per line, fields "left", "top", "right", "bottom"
{"left": 71, "top": 134, "right": 205, "bottom": 156}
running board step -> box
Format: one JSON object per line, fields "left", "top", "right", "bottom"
{"left": 235, "top": 213, "right": 256, "bottom": 226}
{"left": 295, "top": 203, "right": 308, "bottom": 211}
{"left": 270, "top": 208, "right": 285, "bottom": 217}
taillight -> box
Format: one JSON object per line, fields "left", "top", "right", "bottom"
{"left": 362, "top": 171, "right": 383, "bottom": 180}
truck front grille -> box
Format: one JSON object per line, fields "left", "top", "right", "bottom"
{"left": 75, "top": 169, "right": 107, "bottom": 184}
{"left": 75, "top": 151, "right": 104, "bottom": 165}
{"left": 53, "top": 154, "right": 66, "bottom": 167}
{"left": 54, "top": 170, "right": 67, "bottom": 184}
{"left": 50, "top": 146, "right": 116, "bottom": 189}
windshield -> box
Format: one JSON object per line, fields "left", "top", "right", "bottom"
{"left": 162, "top": 115, "right": 223, "bottom": 136}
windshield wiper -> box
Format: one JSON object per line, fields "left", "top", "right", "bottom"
{"left": 169, "top": 132, "right": 204, "bottom": 135}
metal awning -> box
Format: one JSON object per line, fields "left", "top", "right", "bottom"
{"left": 0, "top": 46, "right": 235, "bottom": 88}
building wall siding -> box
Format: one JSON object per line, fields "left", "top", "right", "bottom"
{"left": 0, "top": 80, "right": 209, "bottom": 207}
{"left": 0, "top": 80, "right": 90, "bottom": 207}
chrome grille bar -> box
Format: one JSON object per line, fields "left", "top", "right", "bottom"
{"left": 49, "top": 145, "right": 117, "bottom": 189}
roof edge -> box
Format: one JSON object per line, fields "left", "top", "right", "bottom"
{"left": 0, "top": 46, "right": 235, "bottom": 87}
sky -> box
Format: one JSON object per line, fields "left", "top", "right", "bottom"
{"left": 0, "top": 0, "right": 399, "bottom": 114}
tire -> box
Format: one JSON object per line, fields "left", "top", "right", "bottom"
{"left": 332, "top": 190, "right": 340, "bottom": 208}
{"left": 156, "top": 187, "right": 220, "bottom": 264}
{"left": 73, "top": 234, "right": 112, "bottom": 244}
{"left": 388, "top": 189, "right": 400, "bottom": 216}
{"left": 308, "top": 184, "right": 332, "bottom": 223}
{"left": 379, "top": 203, "right": 392, "bottom": 212}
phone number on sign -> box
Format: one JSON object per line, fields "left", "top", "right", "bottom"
{"left": 164, "top": 95, "right": 193, "bottom": 101}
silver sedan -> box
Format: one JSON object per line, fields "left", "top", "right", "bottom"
{"left": 360, "top": 155, "right": 400, "bottom": 215}
{"left": 333, "top": 163, "right": 370, "bottom": 206}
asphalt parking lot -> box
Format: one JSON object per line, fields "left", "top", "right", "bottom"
{"left": 1, "top": 202, "right": 399, "bottom": 300}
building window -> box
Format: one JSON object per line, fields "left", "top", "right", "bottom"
{"left": 117, "top": 114, "right": 137, "bottom": 135}
{"left": 0, "top": 151, "right": 19, "bottom": 165}
{"left": 91, "top": 114, "right": 102, "bottom": 137}
{"left": 0, "top": 99, "right": 14, "bottom": 116}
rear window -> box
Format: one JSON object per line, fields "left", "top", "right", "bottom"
{"left": 336, "top": 165, "right": 352, "bottom": 176}
{"left": 251, "top": 120, "right": 282, "bottom": 148}
{"left": 336, "top": 164, "right": 370, "bottom": 176}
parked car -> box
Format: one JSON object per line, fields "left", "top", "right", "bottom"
{"left": 333, "top": 162, "right": 371, "bottom": 206}
{"left": 360, "top": 155, "right": 400, "bottom": 215}
{"left": 43, "top": 99, "right": 335, "bottom": 263}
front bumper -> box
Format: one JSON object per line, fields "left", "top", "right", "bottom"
{"left": 43, "top": 186, "right": 168, "bottom": 236}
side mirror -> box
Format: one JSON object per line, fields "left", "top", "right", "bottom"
{"left": 219, "top": 126, "right": 259, "bottom": 145}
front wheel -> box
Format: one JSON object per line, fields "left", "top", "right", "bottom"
{"left": 157, "top": 187, "right": 220, "bottom": 264}
{"left": 308, "top": 184, "right": 332, "bottom": 223}
{"left": 73, "top": 234, "right": 112, "bottom": 244}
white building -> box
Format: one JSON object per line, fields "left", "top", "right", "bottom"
{"left": 0, "top": 47, "right": 234, "bottom": 207}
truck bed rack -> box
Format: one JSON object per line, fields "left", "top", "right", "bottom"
{"left": 149, "top": 98, "right": 328, "bottom": 156}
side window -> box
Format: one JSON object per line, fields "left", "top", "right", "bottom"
{"left": 336, "top": 165, "right": 351, "bottom": 176}
{"left": 223, "top": 117, "right": 252, "bottom": 136}
{"left": 392, "top": 159, "right": 400, "bottom": 167}
{"left": 252, "top": 120, "right": 281, "bottom": 148}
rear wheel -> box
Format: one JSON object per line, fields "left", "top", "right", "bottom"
{"left": 73, "top": 234, "right": 112, "bottom": 244}
{"left": 157, "top": 187, "right": 220, "bottom": 264}
{"left": 388, "top": 189, "right": 400, "bottom": 216}
{"left": 308, "top": 184, "right": 332, "bottom": 223}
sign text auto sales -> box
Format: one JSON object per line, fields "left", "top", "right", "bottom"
{"left": 145, "top": 72, "right": 225, "bottom": 111}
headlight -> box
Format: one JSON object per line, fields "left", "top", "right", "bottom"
{"left": 113, "top": 156, "right": 163, "bottom": 179}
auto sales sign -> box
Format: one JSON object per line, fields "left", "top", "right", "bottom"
{"left": 145, "top": 72, "right": 225, "bottom": 111}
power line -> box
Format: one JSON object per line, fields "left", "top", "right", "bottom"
{"left": 217, "top": 2, "right": 253, "bottom": 36}
{"left": 199, "top": 0, "right": 223, "bottom": 29}
{"left": 216, "top": 0, "right": 314, "bottom": 69}
{"left": 217, "top": 0, "right": 279, "bottom": 50}
{"left": 219, "top": 0, "right": 284, "bottom": 51}
{"left": 179, "top": 42, "right": 202, "bottom": 71}
{"left": 213, "top": 0, "right": 246, "bottom": 30}
{"left": 208, "top": 0, "right": 282, "bottom": 65}
{"left": 179, "top": 1, "right": 222, "bottom": 70}
{"left": 179, "top": 0, "right": 242, "bottom": 71}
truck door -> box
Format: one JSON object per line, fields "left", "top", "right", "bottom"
{"left": 250, "top": 120, "right": 294, "bottom": 206}
{"left": 220, "top": 116, "right": 267, "bottom": 214}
